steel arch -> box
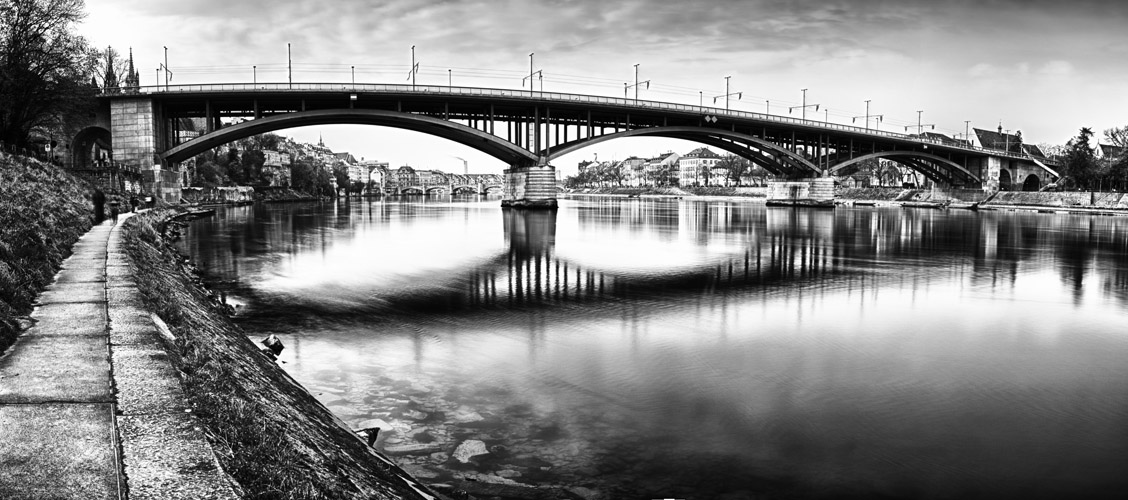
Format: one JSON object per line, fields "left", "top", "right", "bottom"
{"left": 829, "top": 151, "right": 981, "bottom": 184}
{"left": 162, "top": 109, "right": 538, "bottom": 166}
{"left": 544, "top": 126, "right": 821, "bottom": 176}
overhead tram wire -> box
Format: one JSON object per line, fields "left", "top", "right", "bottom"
{"left": 159, "top": 63, "right": 979, "bottom": 140}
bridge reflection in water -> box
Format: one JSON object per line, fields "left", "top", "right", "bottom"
{"left": 176, "top": 197, "right": 1128, "bottom": 500}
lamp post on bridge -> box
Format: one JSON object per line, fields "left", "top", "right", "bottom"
{"left": 351, "top": 65, "right": 355, "bottom": 85}
{"left": 287, "top": 42, "right": 292, "bottom": 89}
{"left": 766, "top": 100, "right": 770, "bottom": 114}
{"left": 408, "top": 45, "right": 419, "bottom": 88}
{"left": 253, "top": 65, "right": 256, "bottom": 86}
{"left": 789, "top": 88, "right": 819, "bottom": 121}
{"left": 522, "top": 52, "right": 541, "bottom": 97}
{"left": 625, "top": 63, "right": 650, "bottom": 101}
{"left": 964, "top": 120, "right": 971, "bottom": 146}
{"left": 713, "top": 76, "right": 742, "bottom": 111}
{"left": 852, "top": 100, "right": 883, "bottom": 131}
{"left": 906, "top": 110, "right": 935, "bottom": 136}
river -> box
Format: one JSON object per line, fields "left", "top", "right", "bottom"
{"left": 175, "top": 196, "right": 1128, "bottom": 499}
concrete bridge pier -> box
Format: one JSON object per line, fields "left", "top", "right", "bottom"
{"left": 765, "top": 177, "right": 836, "bottom": 207}
{"left": 502, "top": 161, "right": 557, "bottom": 209}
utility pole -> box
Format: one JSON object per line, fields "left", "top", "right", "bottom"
{"left": 713, "top": 76, "right": 742, "bottom": 111}
{"left": 789, "top": 88, "right": 819, "bottom": 120}
{"left": 408, "top": 45, "right": 419, "bottom": 87}
{"left": 625, "top": 63, "right": 649, "bottom": 100}
{"left": 905, "top": 110, "right": 935, "bottom": 135}
{"left": 522, "top": 52, "right": 541, "bottom": 96}
{"left": 852, "top": 100, "right": 882, "bottom": 131}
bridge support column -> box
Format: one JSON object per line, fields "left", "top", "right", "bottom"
{"left": 110, "top": 97, "right": 182, "bottom": 203}
{"left": 983, "top": 156, "right": 1003, "bottom": 192}
{"left": 765, "top": 177, "right": 835, "bottom": 207}
{"left": 502, "top": 163, "right": 558, "bottom": 209}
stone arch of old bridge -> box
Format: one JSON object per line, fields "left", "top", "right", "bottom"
{"left": 98, "top": 83, "right": 1060, "bottom": 205}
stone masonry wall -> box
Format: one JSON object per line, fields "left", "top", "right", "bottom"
{"left": 503, "top": 165, "right": 557, "bottom": 207}
{"left": 768, "top": 178, "right": 835, "bottom": 201}
{"left": 110, "top": 98, "right": 159, "bottom": 171}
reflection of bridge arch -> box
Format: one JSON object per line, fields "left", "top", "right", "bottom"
{"left": 162, "top": 108, "right": 538, "bottom": 166}
{"left": 829, "top": 151, "right": 982, "bottom": 185}
{"left": 545, "top": 126, "right": 821, "bottom": 177}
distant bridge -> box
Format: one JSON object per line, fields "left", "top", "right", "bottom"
{"left": 89, "top": 83, "right": 1059, "bottom": 205}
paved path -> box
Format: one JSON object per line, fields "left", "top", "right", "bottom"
{"left": 0, "top": 214, "right": 239, "bottom": 499}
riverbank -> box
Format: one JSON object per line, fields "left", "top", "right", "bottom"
{"left": 121, "top": 209, "right": 435, "bottom": 499}
{"left": 567, "top": 186, "right": 768, "bottom": 198}
{"left": 0, "top": 152, "right": 94, "bottom": 355}
{"left": 568, "top": 185, "right": 1128, "bottom": 215}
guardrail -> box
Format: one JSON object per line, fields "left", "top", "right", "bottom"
{"left": 103, "top": 83, "right": 1055, "bottom": 165}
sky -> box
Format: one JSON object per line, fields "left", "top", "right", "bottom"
{"left": 80, "top": 0, "right": 1128, "bottom": 176}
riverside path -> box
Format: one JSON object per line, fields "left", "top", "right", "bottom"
{"left": 0, "top": 213, "right": 238, "bottom": 499}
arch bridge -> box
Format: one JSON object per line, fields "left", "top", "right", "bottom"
{"left": 96, "top": 83, "right": 1058, "bottom": 206}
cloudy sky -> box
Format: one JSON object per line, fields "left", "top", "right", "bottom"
{"left": 81, "top": 0, "right": 1128, "bottom": 174}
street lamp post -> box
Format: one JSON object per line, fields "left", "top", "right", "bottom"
{"left": 287, "top": 42, "right": 292, "bottom": 88}
{"left": 766, "top": 100, "right": 770, "bottom": 114}
{"left": 253, "top": 65, "right": 256, "bottom": 86}
{"left": 163, "top": 46, "right": 168, "bottom": 90}
{"left": 964, "top": 120, "right": 971, "bottom": 146}
{"left": 448, "top": 68, "right": 452, "bottom": 87}
{"left": 351, "top": 65, "right": 355, "bottom": 85}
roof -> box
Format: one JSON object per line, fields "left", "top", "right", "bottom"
{"left": 1100, "top": 144, "right": 1126, "bottom": 158}
{"left": 682, "top": 147, "right": 720, "bottom": 158}
{"left": 974, "top": 128, "right": 1023, "bottom": 154}
{"left": 1021, "top": 144, "right": 1046, "bottom": 158}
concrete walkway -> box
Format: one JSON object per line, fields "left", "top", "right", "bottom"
{"left": 0, "top": 213, "right": 239, "bottom": 499}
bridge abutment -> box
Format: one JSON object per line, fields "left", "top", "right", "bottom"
{"left": 502, "top": 164, "right": 558, "bottom": 209}
{"left": 110, "top": 97, "right": 182, "bottom": 203}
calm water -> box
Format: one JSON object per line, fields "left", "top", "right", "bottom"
{"left": 177, "top": 196, "right": 1128, "bottom": 499}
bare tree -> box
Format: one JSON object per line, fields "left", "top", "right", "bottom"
{"left": 0, "top": 0, "right": 97, "bottom": 147}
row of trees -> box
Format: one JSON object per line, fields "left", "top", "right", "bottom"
{"left": 189, "top": 133, "right": 344, "bottom": 196}
{"left": 187, "top": 132, "right": 379, "bottom": 198}
{"left": 1055, "top": 126, "right": 1128, "bottom": 191}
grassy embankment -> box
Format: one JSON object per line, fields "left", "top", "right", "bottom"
{"left": 121, "top": 209, "right": 431, "bottom": 500}
{"left": 0, "top": 153, "right": 93, "bottom": 355}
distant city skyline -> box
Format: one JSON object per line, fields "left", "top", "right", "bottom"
{"left": 81, "top": 0, "right": 1128, "bottom": 176}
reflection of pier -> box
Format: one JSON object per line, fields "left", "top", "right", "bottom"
{"left": 182, "top": 200, "right": 1128, "bottom": 323}
{"left": 455, "top": 209, "right": 844, "bottom": 310}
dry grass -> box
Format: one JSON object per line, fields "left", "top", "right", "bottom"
{"left": 0, "top": 153, "right": 93, "bottom": 354}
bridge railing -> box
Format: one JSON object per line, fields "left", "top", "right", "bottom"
{"left": 114, "top": 83, "right": 1053, "bottom": 165}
